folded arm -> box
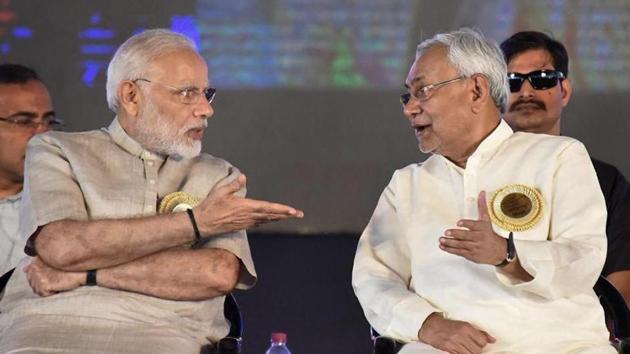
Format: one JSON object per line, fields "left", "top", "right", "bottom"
{"left": 26, "top": 247, "right": 240, "bottom": 300}
{"left": 34, "top": 174, "right": 302, "bottom": 272}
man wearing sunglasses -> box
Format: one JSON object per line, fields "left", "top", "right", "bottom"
{"left": 0, "top": 29, "right": 303, "bottom": 353}
{"left": 0, "top": 64, "right": 58, "bottom": 275}
{"left": 501, "top": 31, "right": 630, "bottom": 305}
{"left": 353, "top": 28, "right": 613, "bottom": 353}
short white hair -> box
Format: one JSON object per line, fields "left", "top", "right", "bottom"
{"left": 416, "top": 28, "right": 509, "bottom": 113}
{"left": 106, "top": 29, "right": 197, "bottom": 112}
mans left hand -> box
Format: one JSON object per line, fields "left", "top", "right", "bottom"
{"left": 439, "top": 191, "right": 506, "bottom": 265}
{"left": 24, "top": 257, "right": 85, "bottom": 297}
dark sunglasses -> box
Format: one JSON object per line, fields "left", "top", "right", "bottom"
{"left": 508, "top": 69, "right": 565, "bottom": 93}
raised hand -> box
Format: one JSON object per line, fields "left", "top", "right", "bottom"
{"left": 438, "top": 191, "right": 506, "bottom": 265}
{"left": 418, "top": 313, "right": 496, "bottom": 354}
{"left": 193, "top": 174, "right": 304, "bottom": 236}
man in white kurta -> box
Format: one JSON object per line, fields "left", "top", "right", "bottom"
{"left": 352, "top": 28, "right": 614, "bottom": 354}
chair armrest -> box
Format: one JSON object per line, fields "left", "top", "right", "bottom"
{"left": 371, "top": 327, "right": 405, "bottom": 354}
{"left": 373, "top": 335, "right": 405, "bottom": 354}
{"left": 594, "top": 276, "right": 630, "bottom": 339}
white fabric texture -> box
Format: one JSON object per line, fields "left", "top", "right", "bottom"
{"left": 0, "top": 192, "right": 25, "bottom": 275}
{"left": 353, "top": 120, "right": 613, "bottom": 353}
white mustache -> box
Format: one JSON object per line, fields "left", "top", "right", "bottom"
{"left": 183, "top": 119, "right": 208, "bottom": 132}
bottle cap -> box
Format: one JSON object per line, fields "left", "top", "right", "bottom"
{"left": 271, "top": 332, "right": 287, "bottom": 343}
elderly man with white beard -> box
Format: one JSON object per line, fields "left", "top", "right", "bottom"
{"left": 0, "top": 29, "right": 303, "bottom": 353}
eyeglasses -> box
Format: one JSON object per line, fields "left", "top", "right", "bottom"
{"left": 400, "top": 76, "right": 465, "bottom": 106}
{"left": 133, "top": 78, "right": 216, "bottom": 105}
{"left": 0, "top": 114, "right": 64, "bottom": 131}
{"left": 507, "top": 70, "right": 565, "bottom": 93}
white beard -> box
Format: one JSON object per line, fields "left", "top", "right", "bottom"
{"left": 134, "top": 98, "right": 205, "bottom": 159}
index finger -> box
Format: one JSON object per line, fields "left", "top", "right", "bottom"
{"left": 245, "top": 198, "right": 304, "bottom": 218}
{"left": 481, "top": 330, "right": 496, "bottom": 343}
{"left": 467, "top": 328, "right": 490, "bottom": 348}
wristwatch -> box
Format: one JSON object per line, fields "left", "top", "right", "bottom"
{"left": 495, "top": 232, "right": 516, "bottom": 267}
{"left": 86, "top": 269, "right": 98, "bottom": 286}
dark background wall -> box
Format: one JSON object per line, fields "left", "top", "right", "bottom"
{"left": 237, "top": 233, "right": 370, "bottom": 353}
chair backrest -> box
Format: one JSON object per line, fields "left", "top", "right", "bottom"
{"left": 224, "top": 292, "right": 242, "bottom": 338}
{"left": 203, "top": 293, "right": 243, "bottom": 354}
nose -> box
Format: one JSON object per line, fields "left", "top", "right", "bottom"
{"left": 193, "top": 99, "right": 214, "bottom": 120}
{"left": 32, "top": 121, "right": 52, "bottom": 135}
{"left": 403, "top": 97, "right": 422, "bottom": 120}
{"left": 518, "top": 79, "right": 536, "bottom": 98}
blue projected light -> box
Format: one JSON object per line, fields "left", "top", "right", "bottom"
{"left": 80, "top": 12, "right": 116, "bottom": 87}
{"left": 82, "top": 60, "right": 107, "bottom": 88}
{"left": 171, "top": 15, "right": 201, "bottom": 50}
{"left": 0, "top": 43, "right": 10, "bottom": 55}
{"left": 196, "top": 0, "right": 413, "bottom": 89}
{"left": 79, "top": 28, "right": 114, "bottom": 40}
{"left": 12, "top": 26, "right": 32, "bottom": 38}
{"left": 90, "top": 12, "right": 102, "bottom": 25}
{"left": 81, "top": 44, "right": 115, "bottom": 55}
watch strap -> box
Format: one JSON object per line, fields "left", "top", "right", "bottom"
{"left": 495, "top": 232, "right": 516, "bottom": 267}
{"left": 86, "top": 269, "right": 97, "bottom": 286}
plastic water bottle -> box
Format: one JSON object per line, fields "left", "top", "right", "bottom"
{"left": 265, "top": 332, "right": 291, "bottom": 354}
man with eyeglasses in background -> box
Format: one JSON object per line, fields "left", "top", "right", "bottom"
{"left": 353, "top": 28, "right": 614, "bottom": 353}
{"left": 0, "top": 29, "right": 303, "bottom": 353}
{"left": 501, "top": 31, "right": 630, "bottom": 305}
{"left": 0, "top": 64, "right": 60, "bottom": 275}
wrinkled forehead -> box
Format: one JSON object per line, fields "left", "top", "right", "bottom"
{"left": 0, "top": 80, "right": 53, "bottom": 113}
{"left": 405, "top": 45, "right": 456, "bottom": 87}
{"left": 507, "top": 48, "right": 556, "bottom": 73}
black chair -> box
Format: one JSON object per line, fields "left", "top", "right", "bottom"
{"left": 371, "top": 327, "right": 404, "bottom": 354}
{"left": 595, "top": 276, "right": 630, "bottom": 353}
{"left": 0, "top": 268, "right": 243, "bottom": 354}
{"left": 372, "top": 275, "right": 630, "bottom": 354}
{"left": 202, "top": 293, "right": 243, "bottom": 354}
{"left": 0, "top": 268, "right": 14, "bottom": 293}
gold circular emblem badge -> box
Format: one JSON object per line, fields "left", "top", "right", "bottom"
{"left": 488, "top": 184, "right": 544, "bottom": 232}
{"left": 158, "top": 192, "right": 201, "bottom": 214}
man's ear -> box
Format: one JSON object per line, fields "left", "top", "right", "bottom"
{"left": 118, "top": 80, "right": 141, "bottom": 117}
{"left": 560, "top": 77, "right": 572, "bottom": 108}
{"left": 470, "top": 74, "right": 490, "bottom": 113}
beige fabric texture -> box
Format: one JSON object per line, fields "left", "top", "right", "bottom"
{"left": 0, "top": 119, "right": 256, "bottom": 353}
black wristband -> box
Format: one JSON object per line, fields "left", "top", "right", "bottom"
{"left": 495, "top": 232, "right": 516, "bottom": 267}
{"left": 186, "top": 208, "right": 201, "bottom": 242}
{"left": 86, "top": 269, "right": 97, "bottom": 286}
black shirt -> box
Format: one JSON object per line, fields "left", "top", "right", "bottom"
{"left": 592, "top": 158, "right": 630, "bottom": 276}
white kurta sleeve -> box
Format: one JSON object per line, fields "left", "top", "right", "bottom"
{"left": 352, "top": 173, "right": 441, "bottom": 342}
{"left": 496, "top": 141, "right": 607, "bottom": 299}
